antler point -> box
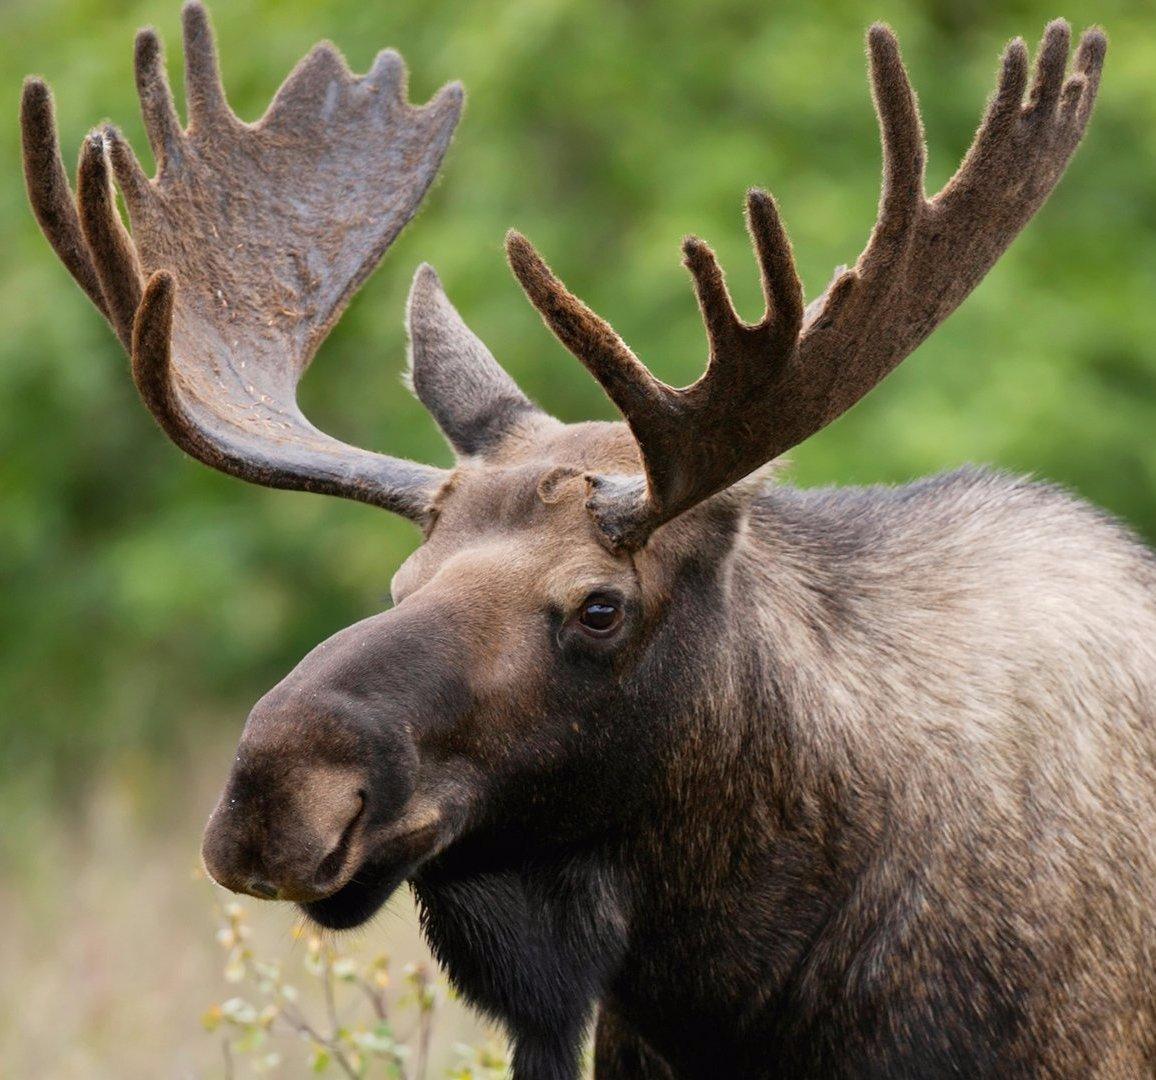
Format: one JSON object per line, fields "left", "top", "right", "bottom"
{"left": 181, "top": 0, "right": 214, "bottom": 49}
{"left": 21, "top": 77, "right": 55, "bottom": 130}
{"left": 745, "top": 187, "right": 775, "bottom": 214}
{"left": 1077, "top": 26, "right": 1108, "bottom": 64}
{"left": 82, "top": 128, "right": 107, "bottom": 156}
{"left": 505, "top": 229, "right": 533, "bottom": 259}
{"left": 148, "top": 267, "right": 176, "bottom": 293}
{"left": 505, "top": 230, "right": 545, "bottom": 284}
{"left": 425, "top": 79, "right": 465, "bottom": 121}
{"left": 867, "top": 22, "right": 899, "bottom": 54}
{"left": 1005, "top": 36, "right": 1029, "bottom": 68}
{"left": 22, "top": 74, "right": 50, "bottom": 98}
{"left": 135, "top": 26, "right": 160, "bottom": 51}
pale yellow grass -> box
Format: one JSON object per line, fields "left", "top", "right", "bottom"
{"left": 0, "top": 742, "right": 498, "bottom": 1079}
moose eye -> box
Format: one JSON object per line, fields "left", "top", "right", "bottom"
{"left": 577, "top": 596, "right": 623, "bottom": 637}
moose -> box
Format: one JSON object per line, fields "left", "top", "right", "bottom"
{"left": 23, "top": 4, "right": 1156, "bottom": 1077}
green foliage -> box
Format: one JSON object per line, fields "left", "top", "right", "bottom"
{"left": 1, "top": 0, "right": 1154, "bottom": 792}
{"left": 204, "top": 900, "right": 510, "bottom": 1077}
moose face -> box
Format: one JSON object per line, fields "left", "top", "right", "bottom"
{"left": 201, "top": 421, "right": 682, "bottom": 929}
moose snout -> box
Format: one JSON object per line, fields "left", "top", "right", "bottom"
{"left": 202, "top": 763, "right": 368, "bottom": 903}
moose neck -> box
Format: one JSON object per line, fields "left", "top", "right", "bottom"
{"left": 413, "top": 485, "right": 894, "bottom": 1077}
{"left": 596, "top": 485, "right": 897, "bottom": 1071}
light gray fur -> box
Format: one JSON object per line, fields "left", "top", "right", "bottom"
{"left": 688, "top": 466, "right": 1156, "bottom": 1073}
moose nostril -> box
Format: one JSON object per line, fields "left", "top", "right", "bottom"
{"left": 314, "top": 793, "right": 366, "bottom": 888}
{"left": 247, "top": 879, "right": 280, "bottom": 900}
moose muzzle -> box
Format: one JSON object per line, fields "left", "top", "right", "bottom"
{"left": 200, "top": 604, "right": 460, "bottom": 913}
{"left": 202, "top": 754, "right": 369, "bottom": 903}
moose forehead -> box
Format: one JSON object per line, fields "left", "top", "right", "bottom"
{"left": 390, "top": 420, "right": 641, "bottom": 604}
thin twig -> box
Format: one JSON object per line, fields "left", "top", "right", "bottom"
{"left": 277, "top": 1002, "right": 361, "bottom": 1080}
{"left": 415, "top": 978, "right": 435, "bottom": 1080}
{"left": 323, "top": 947, "right": 341, "bottom": 1038}
{"left": 356, "top": 975, "right": 388, "bottom": 1022}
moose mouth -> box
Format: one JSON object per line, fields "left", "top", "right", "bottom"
{"left": 300, "top": 859, "right": 409, "bottom": 930}
{"left": 300, "top": 820, "right": 444, "bottom": 930}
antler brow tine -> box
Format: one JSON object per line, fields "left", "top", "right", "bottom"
{"left": 505, "top": 230, "right": 669, "bottom": 421}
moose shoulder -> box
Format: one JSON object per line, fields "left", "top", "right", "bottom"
{"left": 24, "top": 5, "right": 1156, "bottom": 1078}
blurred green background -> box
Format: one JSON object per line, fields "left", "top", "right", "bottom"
{"left": 0, "top": 0, "right": 1153, "bottom": 1072}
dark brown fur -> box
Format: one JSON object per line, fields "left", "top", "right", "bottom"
{"left": 23, "top": 8, "right": 1154, "bottom": 1078}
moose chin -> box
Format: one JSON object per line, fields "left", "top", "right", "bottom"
{"left": 24, "top": 4, "right": 1156, "bottom": 1079}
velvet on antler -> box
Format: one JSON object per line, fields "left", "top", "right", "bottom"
{"left": 22, "top": 1, "right": 461, "bottom": 521}
{"left": 508, "top": 21, "right": 1106, "bottom": 551}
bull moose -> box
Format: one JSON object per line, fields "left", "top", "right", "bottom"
{"left": 22, "top": 4, "right": 1156, "bottom": 1077}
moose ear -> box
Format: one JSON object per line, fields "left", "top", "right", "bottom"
{"left": 406, "top": 264, "right": 541, "bottom": 456}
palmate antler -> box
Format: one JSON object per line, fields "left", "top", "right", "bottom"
{"left": 22, "top": 2, "right": 460, "bottom": 521}
{"left": 508, "top": 21, "right": 1106, "bottom": 551}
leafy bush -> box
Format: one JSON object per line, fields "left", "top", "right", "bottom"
{"left": 204, "top": 900, "right": 510, "bottom": 1079}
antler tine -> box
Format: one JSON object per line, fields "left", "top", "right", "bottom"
{"left": 182, "top": 1, "right": 231, "bottom": 129}
{"left": 1070, "top": 26, "right": 1108, "bottom": 126}
{"left": 1027, "top": 19, "right": 1071, "bottom": 117}
{"left": 134, "top": 26, "right": 183, "bottom": 172}
{"left": 131, "top": 270, "right": 180, "bottom": 437}
{"left": 506, "top": 230, "right": 670, "bottom": 423}
{"left": 969, "top": 36, "right": 1030, "bottom": 158}
{"left": 680, "top": 237, "right": 741, "bottom": 354}
{"left": 853, "top": 25, "right": 925, "bottom": 282}
{"left": 20, "top": 78, "right": 108, "bottom": 318}
{"left": 510, "top": 22, "right": 1105, "bottom": 552}
{"left": 680, "top": 189, "right": 803, "bottom": 372}
{"left": 105, "top": 123, "right": 152, "bottom": 214}
{"left": 77, "top": 133, "right": 143, "bottom": 349}
{"left": 23, "top": 3, "right": 462, "bottom": 522}
{"left": 746, "top": 190, "right": 805, "bottom": 340}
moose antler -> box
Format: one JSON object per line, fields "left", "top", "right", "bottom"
{"left": 22, "top": 2, "right": 461, "bottom": 520}
{"left": 508, "top": 20, "right": 1106, "bottom": 550}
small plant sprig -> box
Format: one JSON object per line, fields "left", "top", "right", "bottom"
{"left": 203, "top": 900, "right": 509, "bottom": 1078}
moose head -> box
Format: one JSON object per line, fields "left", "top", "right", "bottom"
{"left": 22, "top": 2, "right": 1105, "bottom": 943}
